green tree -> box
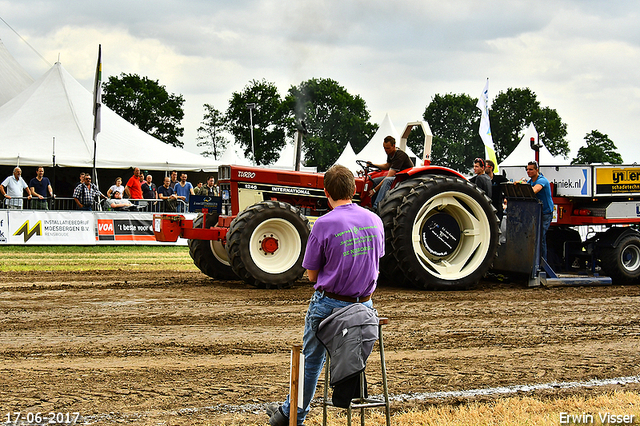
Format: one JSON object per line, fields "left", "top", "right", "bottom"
{"left": 102, "top": 73, "right": 185, "bottom": 147}
{"left": 417, "top": 93, "right": 483, "bottom": 173}
{"left": 490, "top": 88, "right": 569, "bottom": 161}
{"left": 571, "top": 130, "right": 623, "bottom": 164}
{"left": 285, "top": 78, "right": 376, "bottom": 171}
{"left": 226, "top": 79, "right": 290, "bottom": 165}
{"left": 196, "top": 104, "right": 229, "bottom": 159}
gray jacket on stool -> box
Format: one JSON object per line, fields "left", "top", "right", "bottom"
{"left": 316, "top": 303, "right": 379, "bottom": 407}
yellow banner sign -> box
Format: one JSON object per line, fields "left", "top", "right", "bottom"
{"left": 596, "top": 167, "right": 640, "bottom": 194}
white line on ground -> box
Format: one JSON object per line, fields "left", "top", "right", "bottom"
{"left": 390, "top": 375, "right": 640, "bottom": 402}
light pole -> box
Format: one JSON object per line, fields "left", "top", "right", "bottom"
{"left": 246, "top": 103, "right": 256, "bottom": 165}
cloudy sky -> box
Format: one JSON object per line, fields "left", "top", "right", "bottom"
{"left": 1, "top": 0, "right": 639, "bottom": 162}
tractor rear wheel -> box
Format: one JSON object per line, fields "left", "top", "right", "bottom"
{"left": 377, "top": 176, "right": 431, "bottom": 286}
{"left": 188, "top": 214, "right": 238, "bottom": 281}
{"left": 391, "top": 175, "right": 499, "bottom": 290}
{"left": 601, "top": 233, "right": 640, "bottom": 284}
{"left": 226, "top": 201, "right": 310, "bottom": 289}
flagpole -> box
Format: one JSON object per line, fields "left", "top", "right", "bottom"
{"left": 52, "top": 136, "right": 56, "bottom": 196}
{"left": 92, "top": 44, "right": 102, "bottom": 185}
{"left": 477, "top": 78, "right": 499, "bottom": 174}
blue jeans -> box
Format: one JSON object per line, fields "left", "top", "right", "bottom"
{"left": 541, "top": 212, "right": 552, "bottom": 261}
{"left": 372, "top": 177, "right": 394, "bottom": 209}
{"left": 281, "top": 291, "right": 374, "bottom": 424}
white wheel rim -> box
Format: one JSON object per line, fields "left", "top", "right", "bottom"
{"left": 210, "top": 240, "right": 231, "bottom": 266}
{"left": 621, "top": 244, "right": 640, "bottom": 272}
{"left": 411, "top": 190, "right": 492, "bottom": 280}
{"left": 249, "top": 218, "right": 301, "bottom": 274}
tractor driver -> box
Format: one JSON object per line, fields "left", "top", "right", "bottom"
{"left": 367, "top": 135, "right": 414, "bottom": 210}
{"left": 266, "top": 165, "right": 384, "bottom": 426}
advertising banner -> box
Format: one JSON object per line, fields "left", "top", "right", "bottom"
{"left": 500, "top": 165, "right": 591, "bottom": 197}
{"left": 6, "top": 211, "right": 94, "bottom": 244}
{"left": 0, "top": 211, "right": 8, "bottom": 243}
{"left": 595, "top": 166, "right": 640, "bottom": 196}
{"left": 189, "top": 195, "right": 222, "bottom": 213}
{"left": 0, "top": 211, "right": 193, "bottom": 245}
{"left": 543, "top": 166, "right": 590, "bottom": 197}
{"left": 93, "top": 212, "right": 194, "bottom": 245}
{"left": 95, "top": 213, "right": 155, "bottom": 242}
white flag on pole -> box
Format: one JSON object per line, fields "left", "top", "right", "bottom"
{"left": 93, "top": 44, "right": 102, "bottom": 141}
{"left": 477, "top": 78, "right": 499, "bottom": 173}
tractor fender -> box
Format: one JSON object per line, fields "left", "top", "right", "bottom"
{"left": 394, "top": 165, "right": 467, "bottom": 186}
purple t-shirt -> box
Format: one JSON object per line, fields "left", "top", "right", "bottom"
{"left": 302, "top": 203, "right": 384, "bottom": 298}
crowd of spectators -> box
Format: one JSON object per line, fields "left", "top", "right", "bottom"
{"left": 0, "top": 167, "right": 219, "bottom": 213}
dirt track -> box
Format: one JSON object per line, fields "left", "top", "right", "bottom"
{"left": 0, "top": 270, "right": 639, "bottom": 425}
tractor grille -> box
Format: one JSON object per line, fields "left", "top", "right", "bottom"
{"left": 220, "top": 183, "right": 231, "bottom": 215}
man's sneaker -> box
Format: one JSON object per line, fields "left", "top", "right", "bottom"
{"left": 266, "top": 403, "right": 289, "bottom": 426}
{"left": 265, "top": 402, "right": 280, "bottom": 417}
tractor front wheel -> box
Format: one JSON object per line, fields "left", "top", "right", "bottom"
{"left": 226, "top": 201, "right": 310, "bottom": 288}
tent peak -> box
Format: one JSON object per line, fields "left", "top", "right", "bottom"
{"left": 0, "top": 60, "right": 220, "bottom": 171}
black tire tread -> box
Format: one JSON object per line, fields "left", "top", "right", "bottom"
{"left": 188, "top": 215, "right": 238, "bottom": 281}
{"left": 226, "top": 201, "right": 310, "bottom": 289}
{"left": 600, "top": 234, "right": 640, "bottom": 285}
{"left": 377, "top": 176, "right": 433, "bottom": 286}
{"left": 391, "top": 175, "right": 499, "bottom": 290}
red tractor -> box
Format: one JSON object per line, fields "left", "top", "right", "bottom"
{"left": 153, "top": 122, "right": 500, "bottom": 290}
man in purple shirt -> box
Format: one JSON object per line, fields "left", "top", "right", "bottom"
{"left": 267, "top": 165, "right": 384, "bottom": 426}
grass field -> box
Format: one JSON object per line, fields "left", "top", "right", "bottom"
{"left": 304, "top": 391, "right": 640, "bottom": 426}
{"left": 2, "top": 246, "right": 639, "bottom": 425}
{"left": 0, "top": 245, "right": 198, "bottom": 271}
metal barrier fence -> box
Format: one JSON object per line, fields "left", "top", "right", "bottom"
{"left": 1, "top": 197, "right": 188, "bottom": 212}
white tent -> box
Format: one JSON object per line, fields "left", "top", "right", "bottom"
{"left": 0, "top": 39, "right": 34, "bottom": 106}
{"left": 218, "top": 140, "right": 252, "bottom": 166}
{"left": 335, "top": 113, "right": 418, "bottom": 172}
{"left": 273, "top": 140, "right": 297, "bottom": 169}
{"left": 500, "top": 123, "right": 570, "bottom": 167}
{"left": 333, "top": 142, "right": 358, "bottom": 173}
{"left": 271, "top": 138, "right": 317, "bottom": 172}
{"left": 356, "top": 113, "right": 401, "bottom": 165}
{"left": 0, "top": 62, "right": 219, "bottom": 171}
{"left": 216, "top": 137, "right": 317, "bottom": 171}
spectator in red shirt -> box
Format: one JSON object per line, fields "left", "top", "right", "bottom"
{"left": 124, "top": 167, "right": 143, "bottom": 199}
